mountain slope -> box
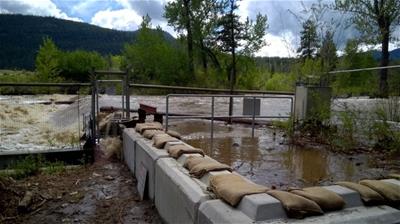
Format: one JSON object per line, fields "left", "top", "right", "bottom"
{"left": 372, "top": 48, "right": 400, "bottom": 61}
{"left": 0, "top": 14, "right": 174, "bottom": 70}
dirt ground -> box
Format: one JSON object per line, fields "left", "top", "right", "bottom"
{"left": 0, "top": 157, "right": 161, "bottom": 224}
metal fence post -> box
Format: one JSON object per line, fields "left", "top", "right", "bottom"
{"left": 125, "top": 70, "right": 130, "bottom": 119}
{"left": 165, "top": 95, "right": 169, "bottom": 131}
{"left": 252, "top": 96, "right": 256, "bottom": 138}
{"left": 211, "top": 96, "right": 215, "bottom": 155}
{"left": 91, "top": 72, "right": 97, "bottom": 145}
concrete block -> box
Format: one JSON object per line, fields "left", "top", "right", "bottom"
{"left": 164, "top": 141, "right": 193, "bottom": 151}
{"left": 199, "top": 170, "right": 232, "bottom": 186}
{"left": 237, "top": 193, "right": 287, "bottom": 221}
{"left": 323, "top": 185, "right": 363, "bottom": 208}
{"left": 177, "top": 153, "right": 203, "bottom": 166}
{"left": 133, "top": 132, "right": 169, "bottom": 201}
{"left": 198, "top": 200, "right": 254, "bottom": 224}
{"left": 155, "top": 158, "right": 211, "bottom": 224}
{"left": 122, "top": 128, "right": 136, "bottom": 173}
{"left": 382, "top": 179, "right": 400, "bottom": 186}
{"left": 271, "top": 205, "right": 400, "bottom": 224}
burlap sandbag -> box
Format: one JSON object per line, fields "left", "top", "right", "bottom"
{"left": 289, "top": 187, "right": 345, "bottom": 211}
{"left": 152, "top": 133, "right": 179, "bottom": 149}
{"left": 189, "top": 160, "right": 232, "bottom": 178}
{"left": 142, "top": 129, "right": 165, "bottom": 139}
{"left": 360, "top": 180, "right": 400, "bottom": 205}
{"left": 184, "top": 156, "right": 208, "bottom": 170}
{"left": 336, "top": 181, "right": 384, "bottom": 205}
{"left": 267, "top": 190, "right": 323, "bottom": 219}
{"left": 135, "top": 122, "right": 163, "bottom": 134}
{"left": 166, "top": 130, "right": 182, "bottom": 139}
{"left": 167, "top": 144, "right": 204, "bottom": 159}
{"left": 210, "top": 174, "right": 269, "bottom": 206}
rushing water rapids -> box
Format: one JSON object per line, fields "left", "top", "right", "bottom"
{"left": 0, "top": 94, "right": 398, "bottom": 187}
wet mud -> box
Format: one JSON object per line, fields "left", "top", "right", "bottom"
{"left": 0, "top": 159, "right": 161, "bottom": 224}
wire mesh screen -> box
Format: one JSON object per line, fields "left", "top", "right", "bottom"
{"left": 0, "top": 87, "right": 91, "bottom": 152}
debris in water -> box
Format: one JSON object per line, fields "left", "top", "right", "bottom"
{"left": 100, "top": 137, "right": 122, "bottom": 159}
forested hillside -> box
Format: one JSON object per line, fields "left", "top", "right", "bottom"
{"left": 0, "top": 14, "right": 174, "bottom": 70}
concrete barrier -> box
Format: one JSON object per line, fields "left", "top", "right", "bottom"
{"left": 122, "top": 127, "right": 400, "bottom": 224}
{"left": 122, "top": 128, "right": 136, "bottom": 173}
{"left": 155, "top": 157, "right": 211, "bottom": 223}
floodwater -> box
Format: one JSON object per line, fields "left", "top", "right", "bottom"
{"left": 1, "top": 94, "right": 398, "bottom": 188}
{"left": 168, "top": 119, "right": 390, "bottom": 188}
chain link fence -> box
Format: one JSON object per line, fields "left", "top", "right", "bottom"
{"left": 0, "top": 85, "right": 92, "bottom": 153}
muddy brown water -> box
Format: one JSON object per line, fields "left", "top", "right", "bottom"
{"left": 1, "top": 95, "right": 397, "bottom": 188}
{"left": 168, "top": 120, "right": 390, "bottom": 188}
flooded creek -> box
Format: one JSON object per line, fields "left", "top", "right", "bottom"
{"left": 1, "top": 94, "right": 398, "bottom": 188}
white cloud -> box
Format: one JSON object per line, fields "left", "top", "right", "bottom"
{"left": 70, "top": 0, "right": 98, "bottom": 16}
{"left": 0, "top": 0, "right": 82, "bottom": 21}
{"left": 90, "top": 5, "right": 177, "bottom": 36}
{"left": 91, "top": 8, "right": 143, "bottom": 31}
{"left": 257, "top": 32, "right": 298, "bottom": 57}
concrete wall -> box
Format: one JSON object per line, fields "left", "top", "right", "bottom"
{"left": 122, "top": 128, "right": 400, "bottom": 224}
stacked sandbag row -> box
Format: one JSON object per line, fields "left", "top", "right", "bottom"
{"left": 337, "top": 180, "right": 400, "bottom": 206}
{"left": 134, "top": 122, "right": 400, "bottom": 221}
{"left": 135, "top": 122, "right": 272, "bottom": 209}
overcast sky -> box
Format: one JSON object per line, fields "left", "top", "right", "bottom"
{"left": 1, "top": 0, "right": 399, "bottom": 57}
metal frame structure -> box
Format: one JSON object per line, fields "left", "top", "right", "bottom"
{"left": 165, "top": 94, "right": 294, "bottom": 144}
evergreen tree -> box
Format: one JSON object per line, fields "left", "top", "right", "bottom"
{"left": 320, "top": 31, "right": 337, "bottom": 72}
{"left": 35, "top": 37, "right": 61, "bottom": 82}
{"left": 297, "top": 19, "right": 319, "bottom": 60}
{"left": 212, "top": 0, "right": 267, "bottom": 121}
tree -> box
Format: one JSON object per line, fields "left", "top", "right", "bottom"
{"left": 165, "top": 0, "right": 195, "bottom": 75}
{"left": 212, "top": 0, "right": 267, "bottom": 121}
{"left": 335, "top": 0, "right": 400, "bottom": 97}
{"left": 297, "top": 19, "right": 319, "bottom": 60}
{"left": 320, "top": 31, "right": 338, "bottom": 72}
{"left": 165, "top": 0, "right": 221, "bottom": 72}
{"left": 59, "top": 50, "right": 106, "bottom": 82}
{"left": 123, "top": 16, "right": 189, "bottom": 85}
{"left": 335, "top": 39, "right": 378, "bottom": 95}
{"left": 35, "top": 37, "right": 61, "bottom": 82}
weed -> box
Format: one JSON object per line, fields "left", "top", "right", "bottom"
{"left": 5, "top": 155, "right": 66, "bottom": 179}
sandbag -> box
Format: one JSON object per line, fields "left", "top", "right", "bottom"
{"left": 184, "top": 156, "right": 208, "bottom": 170}
{"left": 135, "top": 122, "right": 163, "bottom": 134}
{"left": 336, "top": 181, "right": 384, "bottom": 205}
{"left": 210, "top": 174, "right": 269, "bottom": 206}
{"left": 166, "top": 130, "right": 182, "bottom": 139}
{"left": 142, "top": 129, "right": 165, "bottom": 139}
{"left": 167, "top": 144, "right": 204, "bottom": 159}
{"left": 189, "top": 160, "right": 232, "bottom": 178}
{"left": 360, "top": 180, "right": 400, "bottom": 205}
{"left": 152, "top": 133, "right": 180, "bottom": 149}
{"left": 289, "top": 187, "right": 345, "bottom": 211}
{"left": 267, "top": 190, "right": 323, "bottom": 219}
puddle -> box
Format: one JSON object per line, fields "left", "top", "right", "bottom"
{"left": 170, "top": 120, "right": 390, "bottom": 188}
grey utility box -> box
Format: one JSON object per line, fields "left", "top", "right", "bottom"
{"left": 243, "top": 98, "right": 261, "bottom": 116}
{"left": 294, "top": 84, "right": 332, "bottom": 121}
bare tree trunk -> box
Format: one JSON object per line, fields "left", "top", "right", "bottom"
{"left": 183, "top": 0, "right": 194, "bottom": 76}
{"left": 200, "top": 40, "right": 208, "bottom": 72}
{"left": 379, "top": 27, "right": 390, "bottom": 98}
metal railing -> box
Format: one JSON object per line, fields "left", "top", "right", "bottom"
{"left": 165, "top": 94, "right": 294, "bottom": 142}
